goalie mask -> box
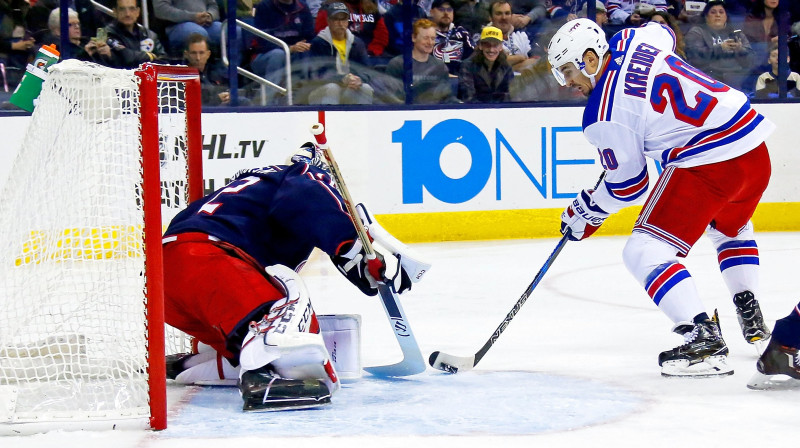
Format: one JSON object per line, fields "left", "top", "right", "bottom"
{"left": 288, "top": 142, "right": 330, "bottom": 172}
{"left": 547, "top": 18, "right": 609, "bottom": 87}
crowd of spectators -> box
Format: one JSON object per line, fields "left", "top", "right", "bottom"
{"left": 2, "top": 0, "right": 800, "bottom": 107}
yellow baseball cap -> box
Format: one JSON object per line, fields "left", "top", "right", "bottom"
{"left": 480, "top": 26, "right": 502, "bottom": 43}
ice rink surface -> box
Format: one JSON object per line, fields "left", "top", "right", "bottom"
{"left": 5, "top": 232, "right": 799, "bottom": 448}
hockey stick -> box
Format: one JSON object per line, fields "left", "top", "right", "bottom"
{"left": 428, "top": 234, "right": 571, "bottom": 373}
{"left": 310, "top": 119, "right": 426, "bottom": 377}
{"left": 429, "top": 171, "right": 606, "bottom": 373}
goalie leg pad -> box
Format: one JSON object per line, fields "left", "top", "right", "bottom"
{"left": 239, "top": 265, "right": 340, "bottom": 396}
{"left": 318, "top": 314, "right": 362, "bottom": 380}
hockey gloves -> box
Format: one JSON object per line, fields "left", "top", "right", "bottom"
{"left": 331, "top": 240, "right": 416, "bottom": 296}
{"left": 332, "top": 203, "right": 432, "bottom": 296}
{"left": 355, "top": 203, "right": 431, "bottom": 293}
{"left": 560, "top": 189, "right": 609, "bottom": 241}
{"left": 331, "top": 239, "right": 382, "bottom": 296}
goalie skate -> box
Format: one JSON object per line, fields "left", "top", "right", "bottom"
{"left": 747, "top": 339, "right": 800, "bottom": 390}
{"left": 659, "top": 311, "right": 733, "bottom": 378}
{"left": 240, "top": 366, "right": 332, "bottom": 411}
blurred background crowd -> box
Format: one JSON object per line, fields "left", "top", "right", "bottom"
{"left": 1, "top": 0, "right": 799, "bottom": 107}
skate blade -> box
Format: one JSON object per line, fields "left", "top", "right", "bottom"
{"left": 747, "top": 372, "right": 800, "bottom": 390}
{"left": 661, "top": 356, "right": 734, "bottom": 378}
{"left": 752, "top": 338, "right": 769, "bottom": 356}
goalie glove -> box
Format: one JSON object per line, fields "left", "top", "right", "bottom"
{"left": 561, "top": 189, "right": 609, "bottom": 241}
{"left": 331, "top": 239, "right": 382, "bottom": 296}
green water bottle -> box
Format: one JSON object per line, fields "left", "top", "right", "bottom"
{"left": 10, "top": 44, "right": 60, "bottom": 112}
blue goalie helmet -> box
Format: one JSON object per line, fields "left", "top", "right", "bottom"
{"left": 288, "top": 142, "right": 330, "bottom": 172}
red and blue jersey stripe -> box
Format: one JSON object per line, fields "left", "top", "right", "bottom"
{"left": 661, "top": 104, "right": 764, "bottom": 166}
{"left": 604, "top": 166, "right": 649, "bottom": 202}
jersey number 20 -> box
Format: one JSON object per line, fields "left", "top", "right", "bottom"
{"left": 649, "top": 55, "right": 729, "bottom": 127}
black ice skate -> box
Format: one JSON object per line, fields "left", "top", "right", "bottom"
{"left": 733, "top": 291, "right": 771, "bottom": 344}
{"left": 239, "top": 365, "right": 332, "bottom": 412}
{"left": 747, "top": 338, "right": 800, "bottom": 390}
{"left": 166, "top": 352, "right": 194, "bottom": 380}
{"left": 658, "top": 310, "right": 733, "bottom": 377}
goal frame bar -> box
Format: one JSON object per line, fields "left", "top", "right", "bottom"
{"left": 136, "top": 63, "right": 203, "bottom": 431}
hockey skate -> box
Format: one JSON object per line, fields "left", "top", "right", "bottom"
{"left": 747, "top": 338, "right": 800, "bottom": 390}
{"left": 166, "top": 347, "right": 240, "bottom": 385}
{"left": 659, "top": 311, "right": 733, "bottom": 377}
{"left": 166, "top": 352, "right": 194, "bottom": 380}
{"left": 239, "top": 365, "right": 333, "bottom": 411}
{"left": 733, "top": 291, "right": 771, "bottom": 345}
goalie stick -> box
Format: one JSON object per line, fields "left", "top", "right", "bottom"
{"left": 311, "top": 115, "right": 426, "bottom": 377}
{"left": 430, "top": 171, "right": 607, "bottom": 373}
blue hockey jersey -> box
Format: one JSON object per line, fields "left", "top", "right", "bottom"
{"left": 165, "top": 163, "right": 357, "bottom": 271}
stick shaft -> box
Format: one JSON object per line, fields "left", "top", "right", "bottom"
{"left": 431, "top": 171, "right": 606, "bottom": 372}
{"left": 310, "top": 114, "right": 425, "bottom": 376}
{"left": 472, "top": 233, "right": 569, "bottom": 365}
{"left": 310, "top": 122, "right": 376, "bottom": 259}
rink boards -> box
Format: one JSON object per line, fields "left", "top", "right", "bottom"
{"left": 2, "top": 103, "right": 797, "bottom": 242}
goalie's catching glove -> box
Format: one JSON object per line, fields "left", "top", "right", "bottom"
{"left": 560, "top": 189, "right": 609, "bottom": 241}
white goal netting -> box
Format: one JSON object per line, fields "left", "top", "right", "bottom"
{"left": 0, "top": 60, "right": 196, "bottom": 431}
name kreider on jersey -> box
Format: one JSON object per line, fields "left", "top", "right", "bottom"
{"left": 623, "top": 43, "right": 660, "bottom": 98}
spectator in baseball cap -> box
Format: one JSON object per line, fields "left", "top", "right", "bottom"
{"left": 457, "top": 25, "right": 513, "bottom": 103}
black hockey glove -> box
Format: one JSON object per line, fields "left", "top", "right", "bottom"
{"left": 331, "top": 239, "right": 383, "bottom": 296}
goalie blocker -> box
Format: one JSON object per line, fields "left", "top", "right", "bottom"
{"left": 331, "top": 202, "right": 431, "bottom": 296}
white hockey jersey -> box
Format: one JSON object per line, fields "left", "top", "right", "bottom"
{"left": 583, "top": 23, "right": 775, "bottom": 215}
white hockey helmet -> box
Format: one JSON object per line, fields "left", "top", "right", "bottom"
{"left": 547, "top": 18, "right": 610, "bottom": 86}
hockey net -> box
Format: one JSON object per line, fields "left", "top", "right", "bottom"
{"left": 0, "top": 60, "right": 202, "bottom": 433}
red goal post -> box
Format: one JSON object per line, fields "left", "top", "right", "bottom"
{"left": 0, "top": 61, "right": 203, "bottom": 433}
{"left": 138, "top": 63, "right": 203, "bottom": 431}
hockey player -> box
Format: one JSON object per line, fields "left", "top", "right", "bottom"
{"left": 748, "top": 300, "right": 800, "bottom": 390}
{"left": 162, "top": 142, "right": 428, "bottom": 410}
{"left": 547, "top": 19, "right": 774, "bottom": 377}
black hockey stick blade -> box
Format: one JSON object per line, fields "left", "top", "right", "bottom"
{"left": 363, "top": 284, "right": 426, "bottom": 377}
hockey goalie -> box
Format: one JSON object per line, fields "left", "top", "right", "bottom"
{"left": 161, "top": 142, "right": 430, "bottom": 411}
